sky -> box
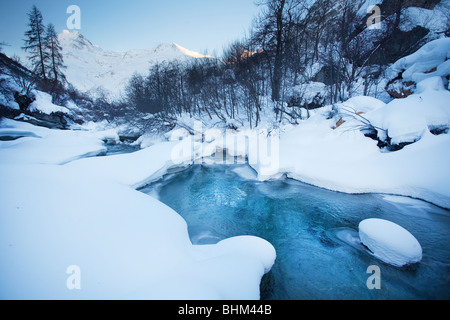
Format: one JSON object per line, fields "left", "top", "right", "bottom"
{"left": 0, "top": 0, "right": 262, "bottom": 58}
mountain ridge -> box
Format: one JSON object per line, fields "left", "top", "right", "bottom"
{"left": 58, "top": 30, "right": 212, "bottom": 100}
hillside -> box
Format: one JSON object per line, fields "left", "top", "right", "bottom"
{"left": 58, "top": 30, "right": 212, "bottom": 100}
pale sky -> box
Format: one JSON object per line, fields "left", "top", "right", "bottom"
{"left": 0, "top": 0, "right": 261, "bottom": 57}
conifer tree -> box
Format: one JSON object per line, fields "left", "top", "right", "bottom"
{"left": 44, "top": 23, "right": 66, "bottom": 84}
{"left": 22, "top": 6, "right": 48, "bottom": 81}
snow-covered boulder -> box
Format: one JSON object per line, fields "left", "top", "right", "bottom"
{"left": 335, "top": 96, "right": 387, "bottom": 131}
{"left": 285, "top": 82, "right": 327, "bottom": 111}
{"left": 165, "top": 127, "right": 191, "bottom": 141}
{"left": 366, "top": 76, "right": 450, "bottom": 145}
{"left": 359, "top": 219, "right": 423, "bottom": 267}
{"left": 340, "top": 96, "right": 386, "bottom": 114}
{"left": 28, "top": 91, "right": 70, "bottom": 115}
{"left": 386, "top": 38, "right": 450, "bottom": 98}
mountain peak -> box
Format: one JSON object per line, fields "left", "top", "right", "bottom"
{"left": 172, "top": 42, "right": 214, "bottom": 59}
{"left": 58, "top": 31, "right": 214, "bottom": 100}
{"left": 60, "top": 30, "right": 85, "bottom": 40}
{"left": 59, "top": 30, "right": 95, "bottom": 51}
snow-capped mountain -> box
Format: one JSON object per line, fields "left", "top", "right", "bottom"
{"left": 58, "top": 30, "right": 212, "bottom": 100}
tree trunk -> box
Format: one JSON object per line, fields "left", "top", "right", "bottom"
{"left": 36, "top": 18, "right": 46, "bottom": 81}
{"left": 272, "top": 0, "right": 286, "bottom": 102}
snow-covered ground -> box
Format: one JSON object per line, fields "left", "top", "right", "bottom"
{"left": 0, "top": 118, "right": 276, "bottom": 300}
{"left": 3, "top": 105, "right": 446, "bottom": 298}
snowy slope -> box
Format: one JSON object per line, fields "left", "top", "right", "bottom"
{"left": 59, "top": 30, "right": 211, "bottom": 101}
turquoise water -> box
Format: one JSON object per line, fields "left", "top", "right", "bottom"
{"left": 140, "top": 164, "right": 450, "bottom": 300}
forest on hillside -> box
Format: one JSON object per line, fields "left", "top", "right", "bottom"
{"left": 124, "top": 0, "right": 450, "bottom": 129}
{"left": 1, "top": 0, "right": 450, "bottom": 131}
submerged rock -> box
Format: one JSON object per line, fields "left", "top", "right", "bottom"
{"left": 359, "top": 219, "right": 422, "bottom": 267}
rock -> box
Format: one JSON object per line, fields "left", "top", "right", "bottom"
{"left": 386, "top": 78, "right": 416, "bottom": 99}
{"left": 285, "top": 82, "right": 327, "bottom": 110}
{"left": 13, "top": 92, "right": 34, "bottom": 112}
{"left": 14, "top": 111, "right": 69, "bottom": 130}
{"left": 359, "top": 218, "right": 422, "bottom": 267}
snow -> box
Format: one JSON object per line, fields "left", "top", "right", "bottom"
{"left": 58, "top": 30, "right": 212, "bottom": 101}
{"left": 285, "top": 82, "right": 327, "bottom": 107}
{"left": 0, "top": 118, "right": 44, "bottom": 139}
{"left": 0, "top": 118, "right": 276, "bottom": 300}
{"left": 0, "top": 74, "right": 22, "bottom": 110}
{"left": 156, "top": 84, "right": 450, "bottom": 209}
{"left": 339, "top": 96, "right": 386, "bottom": 114}
{"left": 172, "top": 43, "right": 214, "bottom": 59}
{"left": 28, "top": 91, "right": 70, "bottom": 115}
{"left": 2, "top": 32, "right": 450, "bottom": 299}
{"left": 366, "top": 77, "right": 450, "bottom": 144}
{"left": 357, "top": 0, "right": 382, "bottom": 18}
{"left": 232, "top": 166, "right": 259, "bottom": 181}
{"left": 0, "top": 119, "right": 107, "bottom": 165}
{"left": 65, "top": 141, "right": 183, "bottom": 189}
{"left": 359, "top": 219, "right": 423, "bottom": 267}
{"left": 387, "top": 38, "right": 450, "bottom": 84}
{"left": 0, "top": 161, "right": 275, "bottom": 299}
{"left": 399, "top": 4, "right": 450, "bottom": 34}
{"left": 183, "top": 71, "right": 447, "bottom": 208}
{"left": 272, "top": 105, "right": 450, "bottom": 209}
{"left": 381, "top": 195, "right": 434, "bottom": 211}
{"left": 416, "top": 75, "right": 448, "bottom": 94}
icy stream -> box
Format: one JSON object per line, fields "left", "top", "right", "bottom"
{"left": 140, "top": 164, "right": 450, "bottom": 300}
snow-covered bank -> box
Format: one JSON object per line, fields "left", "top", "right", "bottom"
{"left": 275, "top": 114, "right": 450, "bottom": 209}
{"left": 65, "top": 140, "right": 183, "bottom": 189}
{"left": 165, "top": 89, "right": 450, "bottom": 209}
{"left": 0, "top": 119, "right": 276, "bottom": 300}
{"left": 150, "top": 95, "right": 450, "bottom": 210}
{"left": 274, "top": 77, "right": 450, "bottom": 209}
{"left": 164, "top": 85, "right": 450, "bottom": 210}
{"left": 0, "top": 118, "right": 107, "bottom": 165}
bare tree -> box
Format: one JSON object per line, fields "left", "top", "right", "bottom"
{"left": 10, "top": 71, "right": 36, "bottom": 96}
{"left": 253, "top": 0, "right": 301, "bottom": 102}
